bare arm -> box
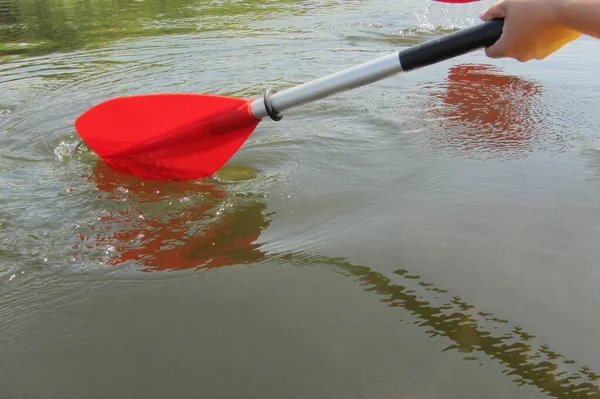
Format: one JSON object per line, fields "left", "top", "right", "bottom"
{"left": 558, "top": 0, "right": 600, "bottom": 38}
{"left": 480, "top": 0, "right": 600, "bottom": 61}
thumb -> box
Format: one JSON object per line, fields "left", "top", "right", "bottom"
{"left": 479, "top": 1, "right": 508, "bottom": 58}
{"left": 479, "top": 1, "right": 507, "bottom": 21}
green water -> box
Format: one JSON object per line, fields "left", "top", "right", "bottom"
{"left": 2, "top": 0, "right": 600, "bottom": 397}
{"left": 0, "top": 0, "right": 301, "bottom": 56}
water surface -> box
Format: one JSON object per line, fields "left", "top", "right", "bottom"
{"left": 2, "top": 0, "right": 600, "bottom": 397}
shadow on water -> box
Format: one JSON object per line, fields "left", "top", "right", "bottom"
{"left": 0, "top": 0, "right": 302, "bottom": 58}
{"left": 423, "top": 63, "right": 544, "bottom": 159}
{"left": 77, "top": 160, "right": 599, "bottom": 398}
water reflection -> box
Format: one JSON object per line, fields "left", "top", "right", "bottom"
{"left": 277, "top": 252, "right": 600, "bottom": 398}
{"left": 72, "top": 161, "right": 600, "bottom": 397}
{"left": 71, "top": 161, "right": 270, "bottom": 272}
{"left": 0, "top": 0, "right": 16, "bottom": 24}
{"left": 0, "top": 0, "right": 300, "bottom": 57}
{"left": 427, "top": 64, "right": 543, "bottom": 158}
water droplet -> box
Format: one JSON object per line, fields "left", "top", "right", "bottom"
{"left": 8, "top": 274, "right": 16, "bottom": 281}
{"left": 54, "top": 141, "right": 79, "bottom": 160}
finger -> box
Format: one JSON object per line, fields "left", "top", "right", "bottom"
{"left": 484, "top": 37, "right": 507, "bottom": 58}
{"left": 479, "top": 1, "right": 507, "bottom": 20}
{"left": 480, "top": 1, "right": 508, "bottom": 57}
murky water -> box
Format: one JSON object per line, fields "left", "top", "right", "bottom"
{"left": 2, "top": 0, "right": 600, "bottom": 397}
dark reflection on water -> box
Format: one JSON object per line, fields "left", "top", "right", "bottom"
{"left": 73, "top": 161, "right": 600, "bottom": 398}
{"left": 70, "top": 161, "right": 271, "bottom": 272}
{"left": 426, "top": 64, "right": 543, "bottom": 158}
{"left": 278, "top": 252, "right": 600, "bottom": 398}
{"left": 0, "top": 0, "right": 16, "bottom": 24}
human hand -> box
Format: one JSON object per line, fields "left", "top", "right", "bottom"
{"left": 480, "top": 0, "right": 582, "bottom": 61}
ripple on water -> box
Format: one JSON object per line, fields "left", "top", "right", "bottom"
{"left": 401, "top": 64, "right": 574, "bottom": 160}
{"left": 48, "top": 149, "right": 276, "bottom": 274}
{"left": 0, "top": 121, "right": 277, "bottom": 277}
{"left": 1, "top": 1, "right": 600, "bottom": 397}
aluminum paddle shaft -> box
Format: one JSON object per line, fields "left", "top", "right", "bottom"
{"left": 250, "top": 19, "right": 504, "bottom": 120}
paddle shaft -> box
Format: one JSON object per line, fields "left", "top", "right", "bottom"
{"left": 250, "top": 19, "right": 504, "bottom": 119}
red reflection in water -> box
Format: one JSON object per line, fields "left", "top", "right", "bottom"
{"left": 430, "top": 64, "right": 542, "bottom": 155}
{"left": 73, "top": 162, "right": 270, "bottom": 272}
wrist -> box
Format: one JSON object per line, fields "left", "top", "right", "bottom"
{"left": 551, "top": 0, "right": 575, "bottom": 26}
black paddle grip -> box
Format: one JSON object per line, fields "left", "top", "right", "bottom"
{"left": 399, "top": 18, "right": 504, "bottom": 72}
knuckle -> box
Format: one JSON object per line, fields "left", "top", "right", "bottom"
{"left": 485, "top": 46, "right": 502, "bottom": 59}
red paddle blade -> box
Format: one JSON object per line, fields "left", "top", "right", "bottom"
{"left": 75, "top": 94, "right": 261, "bottom": 181}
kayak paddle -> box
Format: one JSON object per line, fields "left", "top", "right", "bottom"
{"left": 75, "top": 19, "right": 504, "bottom": 181}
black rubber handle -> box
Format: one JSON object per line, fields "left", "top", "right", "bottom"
{"left": 399, "top": 18, "right": 504, "bottom": 72}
